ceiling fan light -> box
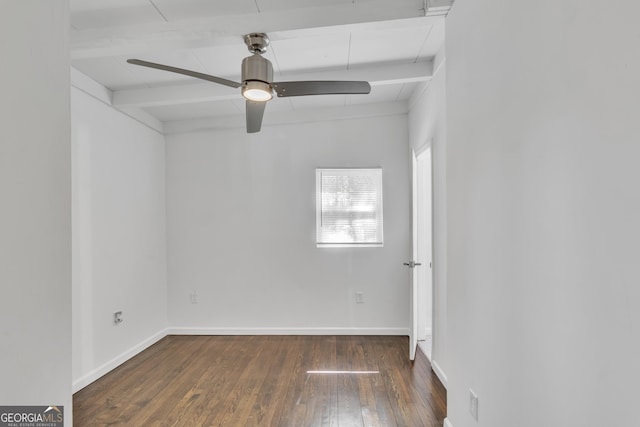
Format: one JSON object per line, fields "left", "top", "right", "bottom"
{"left": 242, "top": 81, "right": 273, "bottom": 101}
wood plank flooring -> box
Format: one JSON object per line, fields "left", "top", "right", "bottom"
{"left": 74, "top": 335, "right": 446, "bottom": 426}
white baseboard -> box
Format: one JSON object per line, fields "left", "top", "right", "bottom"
{"left": 444, "top": 417, "right": 453, "bottom": 427}
{"left": 167, "top": 327, "right": 409, "bottom": 336}
{"left": 431, "top": 358, "right": 448, "bottom": 389}
{"left": 72, "top": 328, "right": 168, "bottom": 393}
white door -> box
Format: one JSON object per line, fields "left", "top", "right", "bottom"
{"left": 416, "top": 147, "right": 433, "bottom": 347}
{"left": 408, "top": 146, "right": 433, "bottom": 360}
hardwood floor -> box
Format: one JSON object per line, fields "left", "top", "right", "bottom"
{"left": 74, "top": 335, "right": 446, "bottom": 426}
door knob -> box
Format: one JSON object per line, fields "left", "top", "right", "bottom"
{"left": 403, "top": 261, "right": 422, "bottom": 268}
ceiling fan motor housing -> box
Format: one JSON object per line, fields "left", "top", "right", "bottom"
{"left": 242, "top": 54, "right": 273, "bottom": 84}
{"left": 242, "top": 54, "right": 274, "bottom": 101}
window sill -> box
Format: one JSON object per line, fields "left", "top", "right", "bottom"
{"left": 316, "top": 243, "right": 383, "bottom": 248}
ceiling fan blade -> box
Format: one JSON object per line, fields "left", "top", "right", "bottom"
{"left": 246, "top": 100, "right": 267, "bottom": 133}
{"left": 127, "top": 59, "right": 242, "bottom": 89}
{"left": 272, "top": 81, "right": 371, "bottom": 97}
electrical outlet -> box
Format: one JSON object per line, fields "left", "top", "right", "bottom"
{"left": 355, "top": 292, "right": 364, "bottom": 304}
{"left": 189, "top": 291, "right": 198, "bottom": 304}
{"left": 114, "top": 311, "right": 123, "bottom": 325}
{"left": 469, "top": 389, "right": 478, "bottom": 421}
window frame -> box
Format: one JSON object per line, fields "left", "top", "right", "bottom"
{"left": 315, "top": 167, "right": 384, "bottom": 248}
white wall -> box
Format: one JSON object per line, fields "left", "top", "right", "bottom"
{"left": 71, "top": 84, "right": 168, "bottom": 391}
{"left": 0, "top": 1, "right": 72, "bottom": 424}
{"left": 408, "top": 47, "right": 448, "bottom": 385}
{"left": 446, "top": 1, "right": 640, "bottom": 426}
{"left": 166, "top": 116, "right": 411, "bottom": 333}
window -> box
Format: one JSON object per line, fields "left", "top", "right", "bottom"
{"left": 316, "top": 168, "right": 383, "bottom": 247}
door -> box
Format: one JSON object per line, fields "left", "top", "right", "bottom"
{"left": 407, "top": 146, "right": 433, "bottom": 360}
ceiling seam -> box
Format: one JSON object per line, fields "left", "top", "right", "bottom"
{"left": 346, "top": 33, "right": 353, "bottom": 70}
{"left": 148, "top": 0, "right": 168, "bottom": 22}
{"left": 269, "top": 37, "right": 283, "bottom": 76}
{"left": 192, "top": 52, "right": 211, "bottom": 75}
{"left": 271, "top": 49, "right": 283, "bottom": 77}
{"left": 414, "top": 24, "right": 434, "bottom": 63}
{"left": 396, "top": 83, "right": 406, "bottom": 102}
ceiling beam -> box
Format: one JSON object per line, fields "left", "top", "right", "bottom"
{"left": 117, "top": 107, "right": 165, "bottom": 134}
{"left": 113, "top": 61, "right": 433, "bottom": 108}
{"left": 70, "top": 67, "right": 113, "bottom": 105}
{"left": 162, "top": 101, "right": 409, "bottom": 135}
{"left": 71, "top": 67, "right": 165, "bottom": 133}
{"left": 71, "top": 1, "right": 442, "bottom": 59}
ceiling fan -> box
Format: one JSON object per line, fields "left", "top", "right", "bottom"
{"left": 127, "top": 33, "right": 372, "bottom": 133}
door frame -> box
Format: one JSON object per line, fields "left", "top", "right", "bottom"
{"left": 416, "top": 145, "right": 433, "bottom": 343}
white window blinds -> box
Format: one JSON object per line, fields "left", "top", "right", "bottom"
{"left": 316, "top": 168, "right": 383, "bottom": 247}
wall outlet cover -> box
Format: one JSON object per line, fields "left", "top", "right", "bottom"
{"left": 113, "top": 311, "right": 123, "bottom": 325}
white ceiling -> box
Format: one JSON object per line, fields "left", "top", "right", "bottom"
{"left": 70, "top": 0, "right": 452, "bottom": 133}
